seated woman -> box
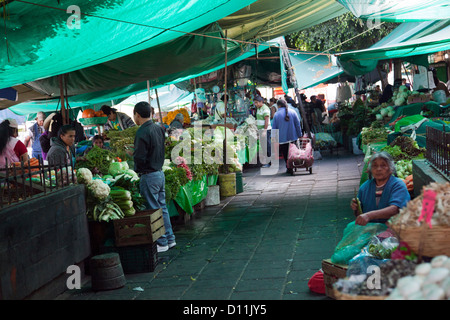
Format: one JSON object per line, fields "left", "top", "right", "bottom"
{"left": 351, "top": 151, "right": 410, "bottom": 226}
{"left": 82, "top": 135, "right": 110, "bottom": 156}
{"left": 47, "top": 125, "right": 76, "bottom": 166}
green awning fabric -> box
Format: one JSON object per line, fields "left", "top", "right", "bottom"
{"left": 0, "top": 0, "right": 256, "bottom": 90}
{"left": 218, "top": 0, "right": 348, "bottom": 41}
{"left": 289, "top": 51, "right": 344, "bottom": 90}
{"left": 336, "top": 19, "right": 450, "bottom": 75}
{"left": 337, "top": 0, "right": 450, "bottom": 22}
{"left": 9, "top": 41, "right": 267, "bottom": 115}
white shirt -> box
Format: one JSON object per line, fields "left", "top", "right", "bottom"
{"left": 214, "top": 101, "right": 226, "bottom": 120}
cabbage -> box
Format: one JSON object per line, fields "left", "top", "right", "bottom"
{"left": 380, "top": 108, "right": 388, "bottom": 116}
{"left": 376, "top": 114, "right": 383, "bottom": 121}
{"left": 388, "top": 111, "right": 395, "bottom": 118}
{"left": 108, "top": 161, "right": 129, "bottom": 176}
{"left": 125, "top": 169, "right": 138, "bottom": 179}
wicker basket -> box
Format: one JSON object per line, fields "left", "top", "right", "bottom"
{"left": 333, "top": 289, "right": 387, "bottom": 300}
{"left": 389, "top": 223, "right": 450, "bottom": 257}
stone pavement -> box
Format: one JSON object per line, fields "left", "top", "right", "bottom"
{"left": 57, "top": 148, "right": 365, "bottom": 300}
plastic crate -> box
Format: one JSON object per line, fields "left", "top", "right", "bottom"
{"left": 101, "top": 243, "right": 158, "bottom": 274}
{"left": 113, "top": 209, "right": 165, "bottom": 247}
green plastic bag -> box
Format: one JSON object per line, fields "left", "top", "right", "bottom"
{"left": 331, "top": 221, "right": 387, "bottom": 265}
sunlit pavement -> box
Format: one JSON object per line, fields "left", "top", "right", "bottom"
{"left": 58, "top": 147, "right": 365, "bottom": 300}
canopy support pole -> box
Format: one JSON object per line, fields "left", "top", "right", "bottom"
{"left": 58, "top": 74, "right": 68, "bottom": 125}
{"left": 223, "top": 30, "right": 229, "bottom": 174}
{"left": 155, "top": 87, "right": 163, "bottom": 126}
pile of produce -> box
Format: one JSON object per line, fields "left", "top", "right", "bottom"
{"left": 107, "top": 126, "right": 140, "bottom": 161}
{"left": 334, "top": 259, "right": 416, "bottom": 297}
{"left": 373, "top": 104, "right": 395, "bottom": 121}
{"left": 74, "top": 146, "right": 117, "bottom": 175}
{"left": 395, "top": 159, "right": 413, "bottom": 180}
{"left": 392, "top": 85, "right": 415, "bottom": 107}
{"left": 361, "top": 120, "right": 391, "bottom": 145}
{"left": 381, "top": 136, "right": 425, "bottom": 162}
{"left": 386, "top": 255, "right": 450, "bottom": 300}
{"left": 388, "top": 182, "right": 450, "bottom": 227}
{"left": 76, "top": 168, "right": 125, "bottom": 222}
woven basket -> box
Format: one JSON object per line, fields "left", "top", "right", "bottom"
{"left": 389, "top": 223, "right": 450, "bottom": 257}
{"left": 333, "top": 289, "right": 387, "bottom": 300}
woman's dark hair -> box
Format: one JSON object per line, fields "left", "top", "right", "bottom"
{"left": 277, "top": 99, "right": 290, "bottom": 121}
{"left": 92, "top": 135, "right": 104, "bottom": 143}
{"left": 134, "top": 101, "right": 152, "bottom": 118}
{"left": 0, "top": 120, "right": 13, "bottom": 154}
{"left": 57, "top": 124, "right": 76, "bottom": 138}
{"left": 269, "top": 97, "right": 277, "bottom": 104}
{"left": 100, "top": 105, "right": 117, "bottom": 116}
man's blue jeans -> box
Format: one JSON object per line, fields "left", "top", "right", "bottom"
{"left": 139, "top": 170, "right": 175, "bottom": 247}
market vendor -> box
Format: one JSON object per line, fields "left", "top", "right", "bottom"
{"left": 47, "top": 125, "right": 76, "bottom": 166}
{"left": 100, "top": 105, "right": 136, "bottom": 131}
{"left": 214, "top": 94, "right": 228, "bottom": 121}
{"left": 351, "top": 151, "right": 410, "bottom": 226}
{"left": 81, "top": 135, "right": 110, "bottom": 156}
{"left": 254, "top": 95, "right": 271, "bottom": 167}
{"left": 169, "top": 113, "right": 185, "bottom": 129}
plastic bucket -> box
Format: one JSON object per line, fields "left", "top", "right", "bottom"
{"left": 218, "top": 173, "right": 236, "bottom": 197}
{"left": 205, "top": 185, "right": 220, "bottom": 206}
{"left": 235, "top": 171, "right": 243, "bottom": 194}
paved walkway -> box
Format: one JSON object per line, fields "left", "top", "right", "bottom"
{"left": 58, "top": 148, "right": 365, "bottom": 300}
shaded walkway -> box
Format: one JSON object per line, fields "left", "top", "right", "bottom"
{"left": 58, "top": 148, "right": 365, "bottom": 300}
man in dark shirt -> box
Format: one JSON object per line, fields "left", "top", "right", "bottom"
{"left": 133, "top": 101, "right": 175, "bottom": 253}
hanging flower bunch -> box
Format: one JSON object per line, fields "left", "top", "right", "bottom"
{"left": 162, "top": 108, "right": 191, "bottom": 125}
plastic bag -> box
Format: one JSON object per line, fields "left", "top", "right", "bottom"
{"left": 330, "top": 221, "right": 387, "bottom": 265}
{"left": 367, "top": 236, "right": 399, "bottom": 260}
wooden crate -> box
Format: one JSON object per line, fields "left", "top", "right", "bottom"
{"left": 322, "top": 259, "right": 348, "bottom": 300}
{"left": 113, "top": 209, "right": 165, "bottom": 247}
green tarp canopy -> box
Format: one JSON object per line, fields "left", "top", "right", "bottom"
{"left": 336, "top": 19, "right": 450, "bottom": 75}
{"left": 9, "top": 38, "right": 268, "bottom": 115}
{"left": 289, "top": 51, "right": 344, "bottom": 90}
{"left": 218, "top": 0, "right": 348, "bottom": 42}
{"left": 337, "top": 0, "right": 450, "bottom": 22}
{"left": 0, "top": 0, "right": 257, "bottom": 90}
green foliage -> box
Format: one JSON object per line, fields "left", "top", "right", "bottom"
{"left": 286, "top": 13, "right": 399, "bottom": 53}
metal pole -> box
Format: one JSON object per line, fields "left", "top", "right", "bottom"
{"left": 223, "top": 30, "right": 229, "bottom": 174}
{"left": 155, "top": 88, "right": 164, "bottom": 125}
{"left": 59, "top": 75, "right": 68, "bottom": 125}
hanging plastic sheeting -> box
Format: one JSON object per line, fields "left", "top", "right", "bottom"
{"left": 0, "top": 0, "right": 257, "bottom": 90}
{"left": 335, "top": 19, "right": 450, "bottom": 75}
{"left": 336, "top": 0, "right": 450, "bottom": 22}
{"left": 288, "top": 51, "right": 344, "bottom": 90}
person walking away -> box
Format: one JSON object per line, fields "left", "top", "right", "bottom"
{"left": 0, "top": 119, "right": 29, "bottom": 167}
{"left": 24, "top": 111, "right": 46, "bottom": 160}
{"left": 254, "top": 95, "right": 272, "bottom": 168}
{"left": 47, "top": 125, "right": 76, "bottom": 166}
{"left": 271, "top": 99, "right": 302, "bottom": 174}
{"left": 132, "top": 101, "right": 176, "bottom": 253}
{"left": 100, "top": 105, "right": 136, "bottom": 131}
